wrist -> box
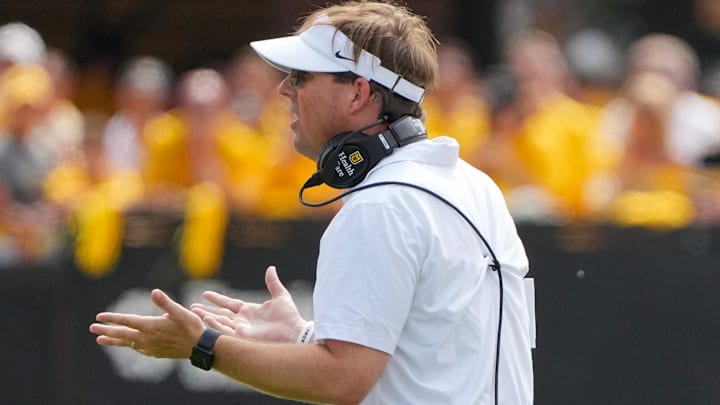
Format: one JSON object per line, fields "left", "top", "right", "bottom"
{"left": 295, "top": 321, "right": 315, "bottom": 344}
{"left": 190, "top": 327, "right": 222, "bottom": 370}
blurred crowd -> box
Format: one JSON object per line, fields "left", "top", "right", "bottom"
{"left": 1, "top": 21, "right": 719, "bottom": 275}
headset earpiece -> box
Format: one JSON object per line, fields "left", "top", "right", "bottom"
{"left": 312, "top": 115, "right": 428, "bottom": 189}
{"left": 317, "top": 131, "right": 391, "bottom": 188}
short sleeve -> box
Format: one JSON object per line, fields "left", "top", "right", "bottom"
{"left": 313, "top": 200, "right": 424, "bottom": 354}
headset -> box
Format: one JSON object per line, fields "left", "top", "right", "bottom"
{"left": 300, "top": 115, "right": 427, "bottom": 190}
{"left": 299, "top": 115, "right": 505, "bottom": 405}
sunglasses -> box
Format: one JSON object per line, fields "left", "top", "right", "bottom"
{"left": 289, "top": 70, "right": 308, "bottom": 87}
{"left": 289, "top": 70, "right": 360, "bottom": 88}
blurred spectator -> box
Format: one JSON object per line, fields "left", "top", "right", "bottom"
{"left": 422, "top": 37, "right": 489, "bottom": 160}
{"left": 0, "top": 22, "right": 45, "bottom": 72}
{"left": 44, "top": 113, "right": 142, "bottom": 275}
{"left": 0, "top": 65, "right": 54, "bottom": 204}
{"left": 0, "top": 22, "right": 47, "bottom": 132}
{"left": 604, "top": 71, "right": 696, "bottom": 228}
{"left": 590, "top": 34, "right": 720, "bottom": 227}
{"left": 472, "top": 65, "right": 536, "bottom": 199}
{"left": 0, "top": 65, "right": 63, "bottom": 265}
{"left": 603, "top": 34, "right": 720, "bottom": 166}
{"left": 103, "top": 55, "right": 173, "bottom": 173}
{"left": 141, "top": 68, "right": 276, "bottom": 277}
{"left": 28, "top": 48, "right": 86, "bottom": 167}
{"left": 564, "top": 28, "right": 624, "bottom": 107}
{"left": 142, "top": 68, "right": 269, "bottom": 211}
{"left": 495, "top": 30, "right": 609, "bottom": 222}
{"left": 224, "top": 47, "right": 339, "bottom": 218}
{"left": 226, "top": 47, "right": 285, "bottom": 131}
{"left": 44, "top": 114, "right": 113, "bottom": 212}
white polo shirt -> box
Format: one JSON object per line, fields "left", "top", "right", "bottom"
{"left": 313, "top": 136, "right": 534, "bottom": 404}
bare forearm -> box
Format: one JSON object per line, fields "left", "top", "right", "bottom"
{"left": 211, "top": 337, "right": 367, "bottom": 405}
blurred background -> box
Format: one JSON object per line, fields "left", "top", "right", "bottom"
{"left": 0, "top": 0, "right": 719, "bottom": 404}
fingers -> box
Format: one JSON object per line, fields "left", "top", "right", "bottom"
{"left": 95, "top": 335, "right": 131, "bottom": 347}
{"left": 193, "top": 307, "right": 247, "bottom": 337}
{"left": 191, "top": 307, "right": 234, "bottom": 325}
{"left": 265, "top": 265, "right": 291, "bottom": 299}
{"left": 151, "top": 289, "right": 197, "bottom": 324}
{"left": 203, "top": 316, "right": 236, "bottom": 335}
{"left": 200, "top": 291, "right": 244, "bottom": 312}
{"left": 95, "top": 312, "right": 151, "bottom": 330}
{"left": 95, "top": 335, "right": 145, "bottom": 353}
{"left": 190, "top": 303, "right": 236, "bottom": 319}
{"left": 191, "top": 306, "right": 236, "bottom": 331}
{"left": 150, "top": 289, "right": 178, "bottom": 313}
{"left": 91, "top": 289, "right": 206, "bottom": 358}
{"left": 93, "top": 331, "right": 149, "bottom": 355}
{"left": 89, "top": 322, "right": 139, "bottom": 344}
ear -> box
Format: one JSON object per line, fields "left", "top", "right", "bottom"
{"left": 348, "top": 77, "right": 375, "bottom": 115}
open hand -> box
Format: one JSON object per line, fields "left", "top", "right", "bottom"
{"left": 89, "top": 289, "right": 206, "bottom": 358}
{"left": 191, "top": 266, "right": 308, "bottom": 343}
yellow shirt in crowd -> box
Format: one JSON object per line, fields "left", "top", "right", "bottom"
{"left": 143, "top": 102, "right": 337, "bottom": 218}
{"left": 513, "top": 94, "right": 607, "bottom": 218}
{"left": 422, "top": 93, "right": 490, "bottom": 160}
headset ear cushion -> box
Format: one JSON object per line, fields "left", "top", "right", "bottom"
{"left": 317, "top": 134, "right": 346, "bottom": 172}
{"left": 319, "top": 135, "right": 373, "bottom": 189}
{"left": 315, "top": 126, "right": 406, "bottom": 189}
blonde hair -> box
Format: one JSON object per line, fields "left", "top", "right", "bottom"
{"left": 298, "top": 1, "right": 439, "bottom": 119}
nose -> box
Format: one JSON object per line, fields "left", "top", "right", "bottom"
{"left": 278, "top": 75, "right": 295, "bottom": 98}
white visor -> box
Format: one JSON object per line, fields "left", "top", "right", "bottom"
{"left": 250, "top": 15, "right": 425, "bottom": 103}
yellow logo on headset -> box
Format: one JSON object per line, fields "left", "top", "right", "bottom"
{"left": 349, "top": 151, "right": 364, "bottom": 165}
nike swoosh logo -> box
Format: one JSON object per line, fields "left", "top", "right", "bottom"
{"left": 334, "top": 50, "right": 355, "bottom": 62}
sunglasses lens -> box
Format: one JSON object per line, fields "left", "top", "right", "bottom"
{"left": 290, "top": 70, "right": 304, "bottom": 87}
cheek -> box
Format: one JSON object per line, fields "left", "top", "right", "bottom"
{"left": 298, "top": 92, "right": 337, "bottom": 132}
{"left": 294, "top": 93, "right": 332, "bottom": 156}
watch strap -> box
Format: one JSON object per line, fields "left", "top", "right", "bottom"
{"left": 190, "top": 328, "right": 222, "bottom": 370}
{"left": 196, "top": 327, "right": 222, "bottom": 352}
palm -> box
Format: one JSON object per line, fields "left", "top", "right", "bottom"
{"left": 191, "top": 266, "right": 307, "bottom": 343}
{"left": 232, "top": 293, "right": 303, "bottom": 341}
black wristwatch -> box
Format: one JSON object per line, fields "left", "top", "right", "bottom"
{"left": 190, "top": 328, "right": 222, "bottom": 370}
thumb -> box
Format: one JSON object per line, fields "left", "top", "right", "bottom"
{"left": 151, "top": 289, "right": 194, "bottom": 322}
{"left": 265, "top": 266, "right": 291, "bottom": 299}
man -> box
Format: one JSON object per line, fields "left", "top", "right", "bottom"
{"left": 90, "top": 2, "right": 534, "bottom": 404}
{"left": 0, "top": 64, "right": 65, "bottom": 264}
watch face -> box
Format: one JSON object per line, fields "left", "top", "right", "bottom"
{"left": 190, "top": 347, "right": 213, "bottom": 370}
